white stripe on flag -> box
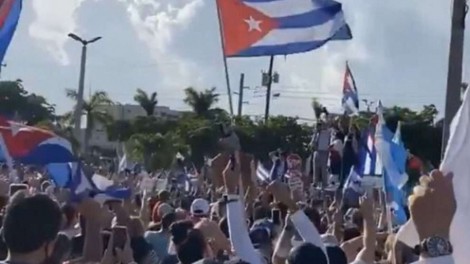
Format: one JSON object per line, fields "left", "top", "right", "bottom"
{"left": 256, "top": 162, "right": 270, "bottom": 181}
{"left": 252, "top": 12, "right": 345, "bottom": 47}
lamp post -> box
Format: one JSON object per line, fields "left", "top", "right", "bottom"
{"left": 68, "top": 33, "right": 102, "bottom": 145}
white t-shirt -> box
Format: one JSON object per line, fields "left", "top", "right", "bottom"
{"left": 316, "top": 129, "right": 331, "bottom": 151}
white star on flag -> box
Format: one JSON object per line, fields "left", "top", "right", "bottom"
{"left": 244, "top": 16, "right": 262, "bottom": 32}
{"left": 0, "top": 121, "right": 22, "bottom": 136}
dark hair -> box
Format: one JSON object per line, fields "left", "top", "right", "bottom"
{"left": 170, "top": 220, "right": 206, "bottom": 264}
{"left": 158, "top": 190, "right": 170, "bottom": 202}
{"left": 61, "top": 203, "right": 77, "bottom": 229}
{"left": 304, "top": 207, "right": 321, "bottom": 232}
{"left": 326, "top": 246, "right": 347, "bottom": 264}
{"left": 288, "top": 242, "right": 327, "bottom": 264}
{"left": 161, "top": 212, "right": 176, "bottom": 230}
{"left": 3, "top": 194, "right": 62, "bottom": 253}
{"left": 253, "top": 206, "right": 270, "bottom": 221}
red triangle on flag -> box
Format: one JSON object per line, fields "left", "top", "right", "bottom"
{"left": 217, "top": 0, "right": 278, "bottom": 56}
{"left": 0, "top": 0, "right": 14, "bottom": 29}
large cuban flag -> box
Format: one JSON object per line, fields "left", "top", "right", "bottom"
{"left": 217, "top": 0, "right": 352, "bottom": 57}
{"left": 0, "top": 117, "right": 76, "bottom": 165}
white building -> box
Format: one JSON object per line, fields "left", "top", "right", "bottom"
{"left": 80, "top": 104, "right": 183, "bottom": 152}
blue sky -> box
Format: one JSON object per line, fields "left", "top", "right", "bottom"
{"left": 1, "top": 0, "right": 461, "bottom": 119}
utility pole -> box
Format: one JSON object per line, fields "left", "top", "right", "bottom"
{"left": 68, "top": 33, "right": 102, "bottom": 149}
{"left": 442, "top": 0, "right": 467, "bottom": 156}
{"left": 264, "top": 56, "right": 275, "bottom": 123}
{"left": 237, "top": 74, "right": 245, "bottom": 117}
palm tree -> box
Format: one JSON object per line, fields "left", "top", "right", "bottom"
{"left": 65, "top": 89, "right": 113, "bottom": 154}
{"left": 134, "top": 88, "right": 158, "bottom": 116}
{"left": 183, "top": 87, "right": 219, "bottom": 118}
{"left": 128, "top": 132, "right": 185, "bottom": 170}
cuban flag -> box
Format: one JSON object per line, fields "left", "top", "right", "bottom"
{"left": 0, "top": 0, "right": 21, "bottom": 63}
{"left": 0, "top": 117, "right": 76, "bottom": 165}
{"left": 256, "top": 162, "right": 270, "bottom": 182}
{"left": 217, "top": 0, "right": 352, "bottom": 57}
{"left": 362, "top": 131, "right": 382, "bottom": 176}
{"left": 374, "top": 102, "right": 408, "bottom": 225}
{"left": 343, "top": 166, "right": 363, "bottom": 193}
{"left": 65, "top": 162, "right": 131, "bottom": 203}
{"left": 341, "top": 62, "right": 359, "bottom": 115}
{"left": 343, "top": 129, "right": 370, "bottom": 192}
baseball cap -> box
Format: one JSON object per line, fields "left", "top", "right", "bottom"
{"left": 249, "top": 219, "right": 274, "bottom": 248}
{"left": 190, "top": 198, "right": 210, "bottom": 216}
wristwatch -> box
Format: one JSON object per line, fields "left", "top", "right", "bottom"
{"left": 418, "top": 236, "right": 453, "bottom": 258}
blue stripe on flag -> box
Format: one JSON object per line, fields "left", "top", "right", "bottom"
{"left": 276, "top": 4, "right": 342, "bottom": 29}
{"left": 234, "top": 27, "right": 351, "bottom": 57}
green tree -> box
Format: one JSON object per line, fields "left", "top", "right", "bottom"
{"left": 106, "top": 120, "right": 133, "bottom": 142}
{"left": 134, "top": 88, "right": 158, "bottom": 116}
{"left": 0, "top": 80, "right": 55, "bottom": 125}
{"left": 183, "top": 87, "right": 220, "bottom": 118}
{"left": 65, "top": 89, "right": 113, "bottom": 154}
{"left": 128, "top": 132, "right": 186, "bottom": 170}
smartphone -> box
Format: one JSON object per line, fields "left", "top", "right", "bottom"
{"left": 271, "top": 209, "right": 281, "bottom": 225}
{"left": 112, "top": 226, "right": 128, "bottom": 249}
{"left": 9, "top": 184, "right": 28, "bottom": 196}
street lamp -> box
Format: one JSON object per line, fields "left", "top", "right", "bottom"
{"left": 68, "top": 33, "right": 102, "bottom": 152}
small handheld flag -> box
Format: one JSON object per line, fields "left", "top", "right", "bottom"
{"left": 341, "top": 62, "right": 359, "bottom": 115}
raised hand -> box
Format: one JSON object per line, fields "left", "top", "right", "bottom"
{"left": 409, "top": 170, "right": 456, "bottom": 241}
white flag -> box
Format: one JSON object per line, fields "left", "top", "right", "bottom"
{"left": 397, "top": 89, "right": 470, "bottom": 264}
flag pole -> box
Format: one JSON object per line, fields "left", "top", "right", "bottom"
{"left": 264, "top": 55, "right": 275, "bottom": 123}
{"left": 215, "top": 0, "right": 235, "bottom": 116}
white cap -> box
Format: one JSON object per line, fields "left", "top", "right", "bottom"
{"left": 190, "top": 198, "right": 210, "bottom": 216}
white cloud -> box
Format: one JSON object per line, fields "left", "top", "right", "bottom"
{"left": 119, "top": 0, "right": 205, "bottom": 88}
{"left": 29, "top": 0, "right": 87, "bottom": 65}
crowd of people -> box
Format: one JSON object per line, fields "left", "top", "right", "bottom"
{"left": 0, "top": 140, "right": 455, "bottom": 264}
{"left": 0, "top": 109, "right": 450, "bottom": 264}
